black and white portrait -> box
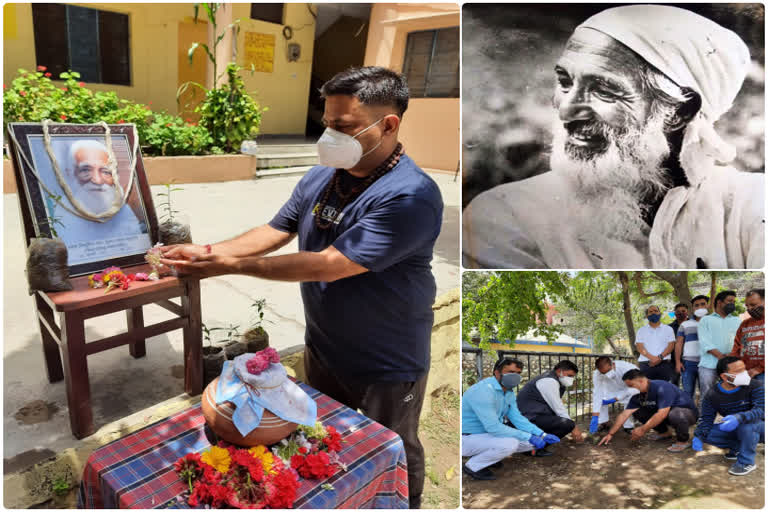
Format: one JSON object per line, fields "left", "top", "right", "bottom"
{"left": 462, "top": 4, "right": 765, "bottom": 269}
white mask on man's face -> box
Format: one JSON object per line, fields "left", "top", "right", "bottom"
{"left": 316, "top": 118, "right": 385, "bottom": 169}
{"left": 694, "top": 308, "right": 708, "bottom": 318}
{"left": 726, "top": 371, "right": 751, "bottom": 387}
{"left": 558, "top": 375, "right": 574, "bottom": 387}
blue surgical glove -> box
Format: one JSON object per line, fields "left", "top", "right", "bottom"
{"left": 589, "top": 416, "right": 599, "bottom": 434}
{"left": 692, "top": 436, "right": 703, "bottom": 451}
{"left": 719, "top": 415, "right": 740, "bottom": 432}
{"left": 602, "top": 398, "right": 617, "bottom": 406}
{"left": 529, "top": 434, "right": 546, "bottom": 450}
{"left": 542, "top": 433, "right": 560, "bottom": 445}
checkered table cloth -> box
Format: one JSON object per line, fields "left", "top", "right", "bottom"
{"left": 77, "top": 382, "right": 409, "bottom": 509}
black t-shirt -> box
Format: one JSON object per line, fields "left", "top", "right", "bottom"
{"left": 628, "top": 379, "right": 697, "bottom": 411}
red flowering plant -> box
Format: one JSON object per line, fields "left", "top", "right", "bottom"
{"left": 173, "top": 442, "right": 300, "bottom": 508}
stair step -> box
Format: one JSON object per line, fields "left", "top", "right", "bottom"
{"left": 254, "top": 144, "right": 318, "bottom": 155}
{"left": 254, "top": 166, "right": 313, "bottom": 179}
{"left": 256, "top": 154, "right": 318, "bottom": 169}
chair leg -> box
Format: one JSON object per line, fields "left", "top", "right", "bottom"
{"left": 35, "top": 293, "right": 63, "bottom": 383}
{"left": 182, "top": 278, "right": 203, "bottom": 395}
{"left": 126, "top": 306, "right": 146, "bottom": 358}
{"left": 60, "top": 311, "right": 94, "bottom": 439}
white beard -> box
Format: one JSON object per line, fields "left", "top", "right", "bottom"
{"left": 550, "top": 111, "right": 672, "bottom": 241}
{"left": 70, "top": 180, "right": 116, "bottom": 216}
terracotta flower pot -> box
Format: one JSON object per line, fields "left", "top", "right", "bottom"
{"left": 26, "top": 237, "right": 73, "bottom": 293}
{"left": 201, "top": 377, "right": 298, "bottom": 447}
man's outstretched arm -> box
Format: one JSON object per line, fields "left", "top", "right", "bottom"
{"left": 159, "top": 224, "right": 296, "bottom": 261}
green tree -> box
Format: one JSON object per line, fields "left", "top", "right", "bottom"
{"left": 462, "top": 271, "right": 567, "bottom": 352}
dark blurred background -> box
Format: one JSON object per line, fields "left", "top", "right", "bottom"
{"left": 462, "top": 3, "right": 765, "bottom": 207}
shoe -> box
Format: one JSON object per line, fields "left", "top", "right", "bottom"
{"left": 728, "top": 463, "right": 757, "bottom": 476}
{"left": 462, "top": 463, "right": 496, "bottom": 480}
{"left": 724, "top": 449, "right": 739, "bottom": 461}
{"left": 667, "top": 442, "right": 689, "bottom": 452}
{"left": 490, "top": 461, "right": 504, "bottom": 469}
{"left": 524, "top": 448, "right": 554, "bottom": 457}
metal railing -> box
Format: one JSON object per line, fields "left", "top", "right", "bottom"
{"left": 462, "top": 347, "right": 636, "bottom": 420}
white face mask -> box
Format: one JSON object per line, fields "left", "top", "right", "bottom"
{"left": 558, "top": 375, "right": 574, "bottom": 387}
{"left": 604, "top": 369, "right": 616, "bottom": 379}
{"left": 726, "top": 371, "right": 751, "bottom": 387}
{"left": 694, "top": 308, "right": 708, "bottom": 318}
{"left": 316, "top": 118, "right": 385, "bottom": 169}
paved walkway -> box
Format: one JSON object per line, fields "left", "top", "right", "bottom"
{"left": 2, "top": 172, "right": 459, "bottom": 463}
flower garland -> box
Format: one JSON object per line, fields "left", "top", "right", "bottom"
{"left": 174, "top": 442, "right": 300, "bottom": 509}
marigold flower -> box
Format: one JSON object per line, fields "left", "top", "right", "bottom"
{"left": 201, "top": 445, "right": 231, "bottom": 474}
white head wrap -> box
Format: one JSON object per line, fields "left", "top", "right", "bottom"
{"left": 578, "top": 5, "right": 751, "bottom": 183}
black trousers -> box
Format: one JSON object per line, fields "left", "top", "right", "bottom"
{"left": 527, "top": 413, "right": 576, "bottom": 439}
{"left": 304, "top": 346, "right": 427, "bottom": 509}
{"left": 639, "top": 360, "right": 675, "bottom": 382}
{"left": 633, "top": 406, "right": 698, "bottom": 442}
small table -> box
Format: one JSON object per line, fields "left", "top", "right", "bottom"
{"left": 36, "top": 264, "right": 203, "bottom": 439}
{"left": 77, "top": 382, "right": 409, "bottom": 509}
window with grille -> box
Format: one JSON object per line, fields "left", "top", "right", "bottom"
{"left": 402, "top": 27, "right": 460, "bottom": 98}
{"left": 250, "top": 4, "right": 284, "bottom": 24}
{"left": 31, "top": 3, "right": 131, "bottom": 86}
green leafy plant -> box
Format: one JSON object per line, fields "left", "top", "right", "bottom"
{"left": 145, "top": 112, "right": 212, "bottom": 156}
{"left": 52, "top": 477, "right": 69, "bottom": 496}
{"left": 45, "top": 192, "right": 66, "bottom": 238}
{"left": 249, "top": 299, "right": 268, "bottom": 333}
{"left": 156, "top": 181, "right": 184, "bottom": 223}
{"left": 202, "top": 322, "right": 241, "bottom": 347}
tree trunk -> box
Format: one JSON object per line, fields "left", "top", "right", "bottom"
{"left": 604, "top": 336, "right": 621, "bottom": 355}
{"left": 618, "top": 271, "right": 639, "bottom": 359}
{"left": 709, "top": 272, "right": 718, "bottom": 309}
{"left": 652, "top": 271, "right": 692, "bottom": 307}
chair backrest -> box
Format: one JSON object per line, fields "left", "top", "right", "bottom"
{"left": 6, "top": 122, "right": 159, "bottom": 276}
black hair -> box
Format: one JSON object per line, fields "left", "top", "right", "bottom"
{"left": 494, "top": 358, "right": 523, "bottom": 372}
{"left": 595, "top": 356, "right": 612, "bottom": 369}
{"left": 746, "top": 289, "right": 765, "bottom": 300}
{"left": 622, "top": 369, "right": 645, "bottom": 381}
{"left": 554, "top": 360, "right": 578, "bottom": 373}
{"left": 716, "top": 356, "right": 742, "bottom": 376}
{"left": 320, "top": 66, "right": 409, "bottom": 117}
{"left": 714, "top": 290, "right": 736, "bottom": 306}
{"left": 674, "top": 303, "right": 688, "bottom": 310}
{"left": 691, "top": 294, "right": 710, "bottom": 304}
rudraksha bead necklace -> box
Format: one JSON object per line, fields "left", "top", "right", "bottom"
{"left": 314, "top": 142, "right": 404, "bottom": 230}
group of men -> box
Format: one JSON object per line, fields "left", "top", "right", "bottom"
{"left": 462, "top": 288, "right": 764, "bottom": 480}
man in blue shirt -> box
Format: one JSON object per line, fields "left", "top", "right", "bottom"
{"left": 699, "top": 290, "right": 742, "bottom": 400}
{"left": 692, "top": 356, "right": 764, "bottom": 476}
{"left": 462, "top": 358, "right": 560, "bottom": 480}
{"left": 598, "top": 370, "right": 698, "bottom": 452}
{"left": 159, "top": 67, "right": 444, "bottom": 508}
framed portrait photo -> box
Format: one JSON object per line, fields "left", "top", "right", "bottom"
{"left": 7, "top": 123, "right": 159, "bottom": 276}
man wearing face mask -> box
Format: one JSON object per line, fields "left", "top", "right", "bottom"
{"left": 589, "top": 356, "right": 639, "bottom": 434}
{"left": 158, "top": 67, "right": 444, "bottom": 508}
{"left": 635, "top": 305, "right": 676, "bottom": 382}
{"left": 462, "top": 358, "right": 560, "bottom": 480}
{"left": 730, "top": 289, "right": 765, "bottom": 383}
{"left": 517, "top": 360, "right": 584, "bottom": 444}
{"left": 692, "top": 356, "right": 764, "bottom": 476}
{"left": 675, "top": 295, "right": 710, "bottom": 400}
{"left": 698, "top": 290, "right": 741, "bottom": 400}
{"left": 598, "top": 370, "right": 698, "bottom": 452}
{"left": 668, "top": 303, "right": 688, "bottom": 386}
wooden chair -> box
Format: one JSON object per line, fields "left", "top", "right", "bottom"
{"left": 8, "top": 124, "right": 203, "bottom": 439}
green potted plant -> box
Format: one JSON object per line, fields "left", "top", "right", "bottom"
{"left": 242, "top": 298, "right": 270, "bottom": 352}
{"left": 26, "top": 193, "right": 72, "bottom": 293}
{"left": 156, "top": 180, "right": 192, "bottom": 245}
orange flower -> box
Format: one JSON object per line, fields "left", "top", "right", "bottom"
{"left": 60, "top": 114, "right": 67, "bottom": 121}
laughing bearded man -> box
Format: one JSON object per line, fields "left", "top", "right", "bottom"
{"left": 462, "top": 5, "right": 764, "bottom": 269}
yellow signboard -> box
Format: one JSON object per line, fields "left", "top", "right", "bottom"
{"left": 244, "top": 32, "right": 275, "bottom": 73}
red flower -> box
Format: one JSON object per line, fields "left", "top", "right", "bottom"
{"left": 3, "top": 84, "right": 6, "bottom": 89}
{"left": 37, "top": 65, "right": 47, "bottom": 72}
{"left": 298, "top": 446, "right": 309, "bottom": 455}
{"left": 78, "top": 81, "right": 85, "bottom": 87}
{"left": 60, "top": 114, "right": 67, "bottom": 121}
{"left": 19, "top": 90, "right": 27, "bottom": 97}
{"left": 117, "top": 119, "right": 125, "bottom": 124}
{"left": 166, "top": 123, "right": 172, "bottom": 127}
{"left": 323, "top": 430, "right": 342, "bottom": 452}
{"left": 44, "top": 72, "right": 52, "bottom": 78}
{"left": 62, "top": 87, "right": 68, "bottom": 92}
{"left": 266, "top": 468, "right": 299, "bottom": 508}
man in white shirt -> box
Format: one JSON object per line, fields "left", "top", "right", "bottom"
{"left": 517, "top": 360, "right": 584, "bottom": 452}
{"left": 589, "top": 356, "right": 639, "bottom": 434}
{"left": 675, "top": 294, "right": 710, "bottom": 400}
{"left": 636, "top": 305, "right": 676, "bottom": 381}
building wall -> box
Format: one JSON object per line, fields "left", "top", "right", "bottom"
{"left": 364, "top": 4, "right": 460, "bottom": 171}
{"left": 3, "top": 3, "right": 315, "bottom": 134}
{"left": 489, "top": 342, "right": 593, "bottom": 354}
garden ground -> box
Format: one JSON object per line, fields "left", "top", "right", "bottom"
{"left": 3, "top": 169, "right": 460, "bottom": 506}
{"left": 462, "top": 415, "right": 765, "bottom": 509}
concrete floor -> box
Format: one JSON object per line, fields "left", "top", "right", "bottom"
{"left": 2, "top": 170, "right": 460, "bottom": 464}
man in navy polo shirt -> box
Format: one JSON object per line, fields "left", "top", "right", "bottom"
{"left": 598, "top": 370, "right": 698, "bottom": 452}
{"left": 160, "top": 67, "right": 444, "bottom": 508}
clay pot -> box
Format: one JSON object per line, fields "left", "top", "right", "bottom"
{"left": 201, "top": 377, "right": 298, "bottom": 447}
{"left": 26, "top": 238, "right": 73, "bottom": 293}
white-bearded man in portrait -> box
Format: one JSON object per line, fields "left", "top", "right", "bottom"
{"left": 463, "top": 5, "right": 764, "bottom": 269}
